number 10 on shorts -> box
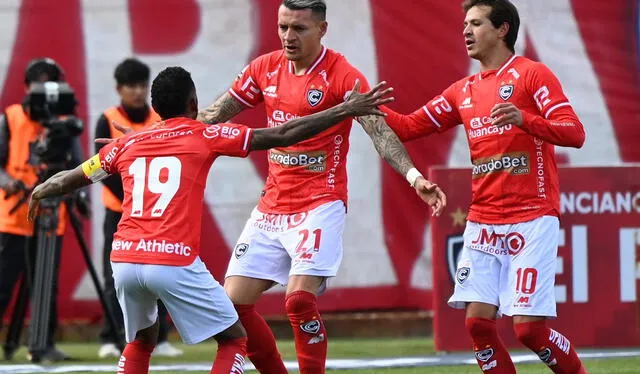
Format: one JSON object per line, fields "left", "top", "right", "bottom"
{"left": 515, "top": 267, "right": 538, "bottom": 294}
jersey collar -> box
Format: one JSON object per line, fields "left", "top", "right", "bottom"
{"left": 478, "top": 54, "right": 518, "bottom": 80}
{"left": 287, "top": 45, "right": 327, "bottom": 76}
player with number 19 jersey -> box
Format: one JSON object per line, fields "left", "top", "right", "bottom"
{"left": 86, "top": 117, "right": 252, "bottom": 266}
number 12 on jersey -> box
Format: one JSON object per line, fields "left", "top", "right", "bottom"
{"left": 128, "top": 156, "right": 182, "bottom": 217}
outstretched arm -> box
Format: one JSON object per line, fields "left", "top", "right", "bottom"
{"left": 28, "top": 166, "right": 90, "bottom": 220}
{"left": 197, "top": 92, "right": 247, "bottom": 124}
{"left": 357, "top": 113, "right": 448, "bottom": 217}
{"left": 250, "top": 80, "right": 392, "bottom": 150}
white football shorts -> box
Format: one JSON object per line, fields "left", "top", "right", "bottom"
{"left": 225, "top": 200, "right": 346, "bottom": 288}
{"left": 448, "top": 215, "right": 559, "bottom": 317}
{"left": 111, "top": 257, "right": 238, "bottom": 344}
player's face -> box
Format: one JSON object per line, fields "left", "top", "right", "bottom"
{"left": 463, "top": 5, "right": 507, "bottom": 60}
{"left": 277, "top": 5, "right": 327, "bottom": 62}
{"left": 117, "top": 82, "right": 149, "bottom": 109}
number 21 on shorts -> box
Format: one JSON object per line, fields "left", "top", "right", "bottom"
{"left": 296, "top": 229, "right": 322, "bottom": 259}
{"left": 129, "top": 156, "right": 182, "bottom": 217}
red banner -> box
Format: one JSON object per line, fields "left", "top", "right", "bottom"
{"left": 431, "top": 166, "right": 640, "bottom": 350}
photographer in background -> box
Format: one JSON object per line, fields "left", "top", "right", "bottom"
{"left": 94, "top": 58, "right": 182, "bottom": 359}
{"left": 0, "top": 58, "right": 85, "bottom": 362}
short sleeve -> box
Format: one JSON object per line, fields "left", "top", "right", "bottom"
{"left": 335, "top": 65, "right": 372, "bottom": 102}
{"left": 201, "top": 123, "right": 253, "bottom": 157}
{"left": 526, "top": 62, "right": 572, "bottom": 119}
{"left": 229, "top": 60, "right": 264, "bottom": 108}
{"left": 83, "top": 137, "right": 126, "bottom": 182}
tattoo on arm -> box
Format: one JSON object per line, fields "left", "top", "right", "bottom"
{"left": 357, "top": 115, "right": 415, "bottom": 176}
{"left": 197, "top": 92, "right": 246, "bottom": 124}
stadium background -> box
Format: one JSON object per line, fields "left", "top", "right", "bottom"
{"left": 0, "top": 0, "right": 638, "bottom": 349}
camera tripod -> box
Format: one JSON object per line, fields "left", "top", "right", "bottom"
{"left": 3, "top": 192, "right": 125, "bottom": 362}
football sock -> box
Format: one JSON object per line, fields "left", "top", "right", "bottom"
{"left": 211, "top": 337, "right": 247, "bottom": 374}
{"left": 285, "top": 291, "right": 327, "bottom": 374}
{"left": 466, "top": 317, "right": 516, "bottom": 373}
{"left": 117, "top": 340, "right": 155, "bottom": 374}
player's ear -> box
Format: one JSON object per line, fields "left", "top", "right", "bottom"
{"left": 319, "top": 21, "right": 328, "bottom": 37}
{"left": 498, "top": 22, "right": 509, "bottom": 41}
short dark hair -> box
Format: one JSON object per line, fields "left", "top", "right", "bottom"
{"left": 24, "top": 58, "right": 64, "bottom": 84}
{"left": 463, "top": 0, "right": 520, "bottom": 53}
{"left": 282, "top": 0, "right": 326, "bottom": 21}
{"left": 151, "top": 67, "right": 195, "bottom": 119}
{"left": 114, "top": 58, "right": 150, "bottom": 85}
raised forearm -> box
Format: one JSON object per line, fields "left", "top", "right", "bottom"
{"left": 197, "top": 92, "right": 245, "bottom": 124}
{"left": 32, "top": 167, "right": 90, "bottom": 200}
{"left": 358, "top": 115, "right": 416, "bottom": 176}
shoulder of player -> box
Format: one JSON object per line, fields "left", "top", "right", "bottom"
{"left": 250, "top": 50, "right": 286, "bottom": 70}
{"left": 513, "top": 57, "right": 555, "bottom": 78}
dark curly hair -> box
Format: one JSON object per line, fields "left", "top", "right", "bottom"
{"left": 151, "top": 66, "right": 195, "bottom": 119}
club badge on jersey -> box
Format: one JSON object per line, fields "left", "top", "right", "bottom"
{"left": 307, "top": 88, "right": 324, "bottom": 107}
{"left": 499, "top": 84, "right": 514, "bottom": 100}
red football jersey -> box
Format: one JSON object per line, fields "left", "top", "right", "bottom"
{"left": 83, "top": 117, "right": 253, "bottom": 266}
{"left": 384, "top": 56, "right": 585, "bottom": 224}
{"left": 230, "top": 46, "right": 369, "bottom": 213}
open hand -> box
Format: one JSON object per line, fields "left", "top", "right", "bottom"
{"left": 344, "top": 80, "right": 394, "bottom": 117}
{"left": 414, "top": 177, "right": 447, "bottom": 217}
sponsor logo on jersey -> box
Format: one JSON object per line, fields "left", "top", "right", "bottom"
{"left": 269, "top": 150, "right": 326, "bottom": 172}
{"left": 499, "top": 84, "right": 514, "bottom": 100}
{"left": 467, "top": 116, "right": 513, "bottom": 139}
{"left": 202, "top": 125, "right": 241, "bottom": 139}
{"left": 307, "top": 88, "right": 324, "bottom": 106}
{"left": 112, "top": 239, "right": 192, "bottom": 257}
{"left": 472, "top": 153, "right": 530, "bottom": 178}
{"left": 263, "top": 85, "right": 277, "bottom": 98}
{"left": 459, "top": 97, "right": 473, "bottom": 109}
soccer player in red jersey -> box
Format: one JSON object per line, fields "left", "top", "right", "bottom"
{"left": 26, "top": 66, "right": 394, "bottom": 374}
{"left": 197, "top": 1, "right": 446, "bottom": 373}
{"left": 383, "top": 1, "right": 587, "bottom": 373}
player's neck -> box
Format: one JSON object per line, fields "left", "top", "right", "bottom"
{"left": 291, "top": 45, "right": 323, "bottom": 75}
{"left": 478, "top": 48, "right": 514, "bottom": 72}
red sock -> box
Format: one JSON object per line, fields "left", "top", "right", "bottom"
{"left": 515, "top": 321, "right": 586, "bottom": 374}
{"left": 465, "top": 317, "right": 516, "bottom": 373}
{"left": 234, "top": 304, "right": 288, "bottom": 374}
{"left": 211, "top": 337, "right": 247, "bottom": 374}
{"left": 117, "top": 340, "right": 155, "bottom": 374}
{"left": 285, "top": 291, "right": 327, "bottom": 374}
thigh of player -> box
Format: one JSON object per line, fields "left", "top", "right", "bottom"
{"left": 225, "top": 206, "right": 292, "bottom": 287}
{"left": 145, "top": 257, "right": 238, "bottom": 345}
{"left": 111, "top": 262, "right": 159, "bottom": 343}
{"left": 280, "top": 200, "right": 346, "bottom": 281}
{"left": 499, "top": 215, "right": 560, "bottom": 318}
{"left": 448, "top": 221, "right": 503, "bottom": 311}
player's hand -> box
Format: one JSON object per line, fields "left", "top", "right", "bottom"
{"left": 344, "top": 80, "right": 394, "bottom": 117}
{"left": 27, "top": 190, "right": 42, "bottom": 222}
{"left": 95, "top": 120, "right": 166, "bottom": 144}
{"left": 490, "top": 103, "right": 523, "bottom": 127}
{"left": 413, "top": 177, "right": 447, "bottom": 217}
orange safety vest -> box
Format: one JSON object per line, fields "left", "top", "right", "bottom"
{"left": 101, "top": 106, "right": 160, "bottom": 212}
{"left": 0, "top": 104, "right": 66, "bottom": 236}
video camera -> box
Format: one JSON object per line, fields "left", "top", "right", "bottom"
{"left": 26, "top": 82, "right": 83, "bottom": 171}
